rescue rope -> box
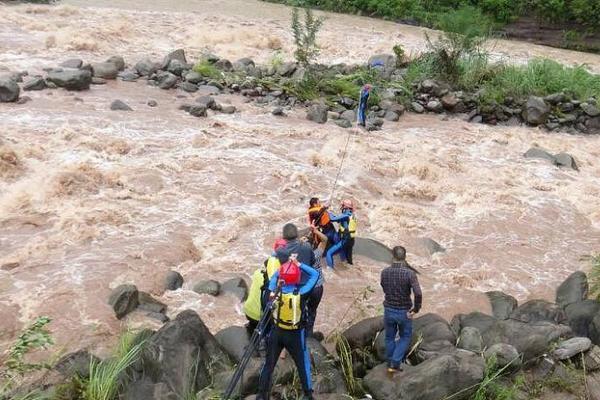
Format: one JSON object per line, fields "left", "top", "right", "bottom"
{"left": 328, "top": 127, "right": 356, "bottom": 203}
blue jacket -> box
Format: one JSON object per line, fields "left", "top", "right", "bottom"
{"left": 268, "top": 262, "right": 319, "bottom": 296}
{"left": 328, "top": 210, "right": 352, "bottom": 232}
{"left": 358, "top": 88, "right": 370, "bottom": 110}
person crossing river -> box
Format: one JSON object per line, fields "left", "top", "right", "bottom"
{"left": 325, "top": 199, "right": 357, "bottom": 269}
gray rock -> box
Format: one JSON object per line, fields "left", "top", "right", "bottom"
{"left": 553, "top": 337, "right": 592, "bottom": 360}
{"left": 138, "top": 292, "right": 167, "bottom": 314}
{"left": 327, "top": 111, "right": 340, "bottom": 120}
{"left": 156, "top": 71, "right": 178, "bottom": 90}
{"left": 92, "top": 62, "right": 119, "bottom": 79}
{"left": 587, "top": 116, "right": 600, "bottom": 133}
{"left": 118, "top": 70, "right": 139, "bottom": 82}
{"left": 510, "top": 299, "right": 567, "bottom": 324}
{"left": 167, "top": 59, "right": 186, "bottom": 76}
{"left": 233, "top": 57, "right": 255, "bottom": 72}
{"left": 188, "top": 105, "right": 208, "bottom": 118}
{"left": 272, "top": 107, "right": 285, "bottom": 116}
{"left": 46, "top": 69, "right": 92, "bottom": 91}
{"left": 0, "top": 78, "right": 21, "bottom": 103}
{"left": 335, "top": 119, "right": 352, "bottom": 129}
{"left": 110, "top": 100, "right": 133, "bottom": 111}
{"left": 557, "top": 271, "right": 588, "bottom": 308}
{"left": 185, "top": 71, "right": 203, "bottom": 84}
{"left": 441, "top": 93, "right": 460, "bottom": 109}
{"left": 544, "top": 93, "right": 566, "bottom": 104}
{"left": 221, "top": 105, "right": 236, "bottom": 114}
{"left": 23, "top": 77, "right": 46, "bottom": 91}
{"left": 411, "top": 102, "right": 424, "bottom": 113}
{"left": 106, "top": 55, "right": 125, "bottom": 71}
{"left": 307, "top": 103, "right": 328, "bottom": 124}
{"left": 484, "top": 343, "right": 521, "bottom": 370}
{"left": 164, "top": 271, "right": 183, "bottom": 291}
{"left": 108, "top": 284, "right": 139, "bottom": 319}
{"left": 343, "top": 316, "right": 384, "bottom": 350}
{"left": 590, "top": 313, "right": 600, "bottom": 345}
{"left": 276, "top": 62, "right": 297, "bottom": 77}
{"left": 307, "top": 338, "right": 348, "bottom": 394}
{"left": 214, "top": 59, "right": 233, "bottom": 71}
{"left": 340, "top": 109, "right": 356, "bottom": 122}
{"left": 522, "top": 96, "right": 550, "bottom": 125}
{"left": 458, "top": 327, "right": 483, "bottom": 352}
{"left": 363, "top": 350, "right": 484, "bottom": 400}
{"left": 147, "top": 99, "right": 158, "bottom": 107}
{"left": 485, "top": 291, "right": 518, "bottom": 320}
{"left": 426, "top": 100, "right": 443, "bottom": 113}
{"left": 55, "top": 350, "right": 100, "bottom": 379}
{"left": 582, "top": 103, "right": 600, "bottom": 117}
{"left": 221, "top": 277, "right": 249, "bottom": 302}
{"left": 418, "top": 238, "right": 445, "bottom": 255}
{"left": 523, "top": 147, "right": 556, "bottom": 163}
{"left": 135, "top": 58, "right": 160, "bottom": 76}
{"left": 215, "top": 326, "right": 251, "bottom": 362}
{"left": 384, "top": 111, "right": 400, "bottom": 121}
{"left": 197, "top": 85, "right": 220, "bottom": 96}
{"left": 60, "top": 59, "right": 83, "bottom": 69}
{"left": 196, "top": 95, "right": 216, "bottom": 109}
{"left": 179, "top": 81, "right": 198, "bottom": 93}
{"left": 554, "top": 152, "right": 579, "bottom": 171}
{"left": 585, "top": 346, "right": 600, "bottom": 371}
{"left": 123, "top": 378, "right": 176, "bottom": 400}
{"left": 162, "top": 49, "right": 187, "bottom": 70}
{"left": 193, "top": 279, "right": 220, "bottom": 296}
{"left": 143, "top": 310, "right": 230, "bottom": 394}
{"left": 471, "top": 115, "right": 483, "bottom": 124}
{"left": 420, "top": 79, "right": 440, "bottom": 94}
{"left": 91, "top": 77, "right": 106, "bottom": 85}
{"left": 565, "top": 300, "right": 600, "bottom": 337}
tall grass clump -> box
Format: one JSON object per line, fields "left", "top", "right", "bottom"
{"left": 332, "top": 333, "right": 364, "bottom": 397}
{"left": 84, "top": 330, "right": 146, "bottom": 400}
{"left": 479, "top": 59, "right": 600, "bottom": 104}
{"left": 291, "top": 7, "right": 324, "bottom": 68}
{"left": 193, "top": 61, "right": 222, "bottom": 79}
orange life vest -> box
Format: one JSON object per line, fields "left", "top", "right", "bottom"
{"left": 308, "top": 206, "right": 330, "bottom": 227}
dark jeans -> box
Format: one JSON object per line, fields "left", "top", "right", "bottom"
{"left": 384, "top": 307, "right": 413, "bottom": 369}
{"left": 305, "top": 285, "right": 323, "bottom": 337}
{"left": 257, "top": 327, "right": 312, "bottom": 400}
{"left": 344, "top": 237, "right": 355, "bottom": 264}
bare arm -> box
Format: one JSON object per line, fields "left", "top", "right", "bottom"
{"left": 312, "top": 227, "right": 328, "bottom": 253}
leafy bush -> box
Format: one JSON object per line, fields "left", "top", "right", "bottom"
{"left": 474, "top": 0, "right": 525, "bottom": 23}
{"left": 193, "top": 61, "right": 221, "bottom": 79}
{"left": 291, "top": 7, "right": 324, "bottom": 67}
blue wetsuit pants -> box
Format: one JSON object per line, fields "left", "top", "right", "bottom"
{"left": 257, "top": 327, "right": 312, "bottom": 399}
{"left": 326, "top": 236, "right": 347, "bottom": 268}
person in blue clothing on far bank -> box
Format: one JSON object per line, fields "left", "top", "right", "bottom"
{"left": 325, "top": 199, "right": 355, "bottom": 269}
{"left": 380, "top": 245, "right": 422, "bottom": 376}
{"left": 256, "top": 256, "right": 319, "bottom": 400}
{"left": 357, "top": 84, "right": 372, "bottom": 127}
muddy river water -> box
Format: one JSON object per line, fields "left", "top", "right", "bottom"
{"left": 1, "top": 0, "right": 600, "bottom": 356}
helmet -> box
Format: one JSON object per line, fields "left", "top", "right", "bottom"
{"left": 341, "top": 199, "right": 354, "bottom": 210}
{"left": 273, "top": 238, "right": 287, "bottom": 252}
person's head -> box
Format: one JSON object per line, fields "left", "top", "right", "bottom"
{"left": 364, "top": 84, "right": 372, "bottom": 92}
{"left": 341, "top": 199, "right": 354, "bottom": 211}
{"left": 309, "top": 197, "right": 320, "bottom": 208}
{"left": 392, "top": 246, "right": 406, "bottom": 262}
{"left": 273, "top": 238, "right": 287, "bottom": 252}
{"left": 282, "top": 223, "right": 298, "bottom": 240}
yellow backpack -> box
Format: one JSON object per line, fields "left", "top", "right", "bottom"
{"left": 273, "top": 291, "right": 302, "bottom": 330}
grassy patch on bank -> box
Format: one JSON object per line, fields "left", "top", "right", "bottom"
{"left": 193, "top": 61, "right": 222, "bottom": 79}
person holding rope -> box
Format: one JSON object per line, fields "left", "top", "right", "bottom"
{"left": 325, "top": 199, "right": 355, "bottom": 269}
{"left": 256, "top": 256, "right": 319, "bottom": 400}
{"left": 357, "top": 84, "right": 372, "bottom": 127}
{"left": 307, "top": 197, "right": 335, "bottom": 251}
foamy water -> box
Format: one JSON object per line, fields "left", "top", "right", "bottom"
{"left": 1, "top": 1, "right": 600, "bottom": 356}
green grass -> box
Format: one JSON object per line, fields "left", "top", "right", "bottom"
{"left": 590, "top": 254, "right": 600, "bottom": 300}
{"left": 332, "top": 333, "right": 364, "bottom": 397}
{"left": 193, "top": 61, "right": 222, "bottom": 80}
{"left": 84, "top": 330, "right": 146, "bottom": 400}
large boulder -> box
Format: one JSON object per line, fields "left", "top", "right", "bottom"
{"left": 484, "top": 343, "right": 521, "bottom": 370}
{"left": 60, "top": 59, "right": 83, "bottom": 69}
{"left": 138, "top": 292, "right": 167, "bottom": 314}
{"left": 307, "top": 103, "right": 328, "bottom": 124}
{"left": 214, "top": 326, "right": 251, "bottom": 363}
{"left": 106, "top": 55, "right": 125, "bottom": 71}
{"left": 590, "top": 314, "right": 600, "bottom": 345}
{"left": 554, "top": 152, "right": 579, "bottom": 171}
{"left": 92, "top": 62, "right": 119, "bottom": 79}
{"left": 156, "top": 71, "right": 178, "bottom": 90}
{"left": 342, "top": 316, "right": 384, "bottom": 350}
{"left": 363, "top": 350, "right": 485, "bottom": 400}
{"left": 46, "top": 70, "right": 92, "bottom": 90}
{"left": 193, "top": 280, "right": 220, "bottom": 296}
{"left": 108, "top": 284, "right": 139, "bottom": 319}
{"left": 522, "top": 96, "right": 550, "bottom": 125}
{"left": 110, "top": 100, "right": 133, "bottom": 111}
{"left": 510, "top": 299, "right": 566, "bottom": 324}
{"left": 55, "top": 350, "right": 100, "bottom": 379}
{"left": 307, "top": 338, "right": 348, "bottom": 394}
{"left": 418, "top": 238, "right": 445, "bottom": 256}
{"left": 565, "top": 300, "right": 600, "bottom": 337}
{"left": 452, "top": 312, "right": 497, "bottom": 336}
{"left": 23, "top": 77, "right": 46, "bottom": 91}
{"left": 167, "top": 59, "right": 186, "bottom": 76}
{"left": 221, "top": 277, "right": 249, "bottom": 302}
{"left": 135, "top": 58, "right": 160, "bottom": 76}
{"left": 164, "top": 271, "right": 184, "bottom": 291}
{"left": 162, "top": 49, "right": 187, "bottom": 70}
{"left": 143, "top": 310, "right": 230, "bottom": 395}
{"left": 413, "top": 313, "right": 456, "bottom": 348}
{"left": 485, "top": 291, "right": 518, "bottom": 320}
{"left": 556, "top": 271, "right": 588, "bottom": 308}
{"left": 523, "top": 147, "right": 556, "bottom": 163}
{"left": 553, "top": 337, "right": 592, "bottom": 360}
{"left": 0, "top": 78, "right": 20, "bottom": 102}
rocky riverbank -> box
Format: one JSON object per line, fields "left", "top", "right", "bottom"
{"left": 1, "top": 49, "right": 599, "bottom": 135}
{"left": 10, "top": 267, "right": 600, "bottom": 400}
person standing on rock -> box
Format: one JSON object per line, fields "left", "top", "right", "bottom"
{"left": 276, "top": 223, "right": 315, "bottom": 267}
{"left": 380, "top": 245, "right": 422, "bottom": 374}
{"left": 300, "top": 223, "right": 328, "bottom": 338}
{"left": 257, "top": 256, "right": 319, "bottom": 400}
{"left": 324, "top": 201, "right": 354, "bottom": 269}
{"left": 357, "top": 84, "right": 372, "bottom": 127}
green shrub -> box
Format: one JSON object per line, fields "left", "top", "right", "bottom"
{"left": 193, "top": 61, "right": 222, "bottom": 79}
{"left": 475, "top": 0, "right": 525, "bottom": 23}
{"left": 570, "top": 0, "right": 600, "bottom": 28}
{"left": 291, "top": 7, "right": 324, "bottom": 67}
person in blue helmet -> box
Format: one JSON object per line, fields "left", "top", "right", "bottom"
{"left": 357, "top": 84, "right": 372, "bottom": 127}
{"left": 256, "top": 256, "right": 319, "bottom": 400}
{"left": 325, "top": 199, "right": 355, "bottom": 269}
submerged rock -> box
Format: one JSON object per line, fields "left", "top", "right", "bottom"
{"left": 221, "top": 277, "right": 249, "bottom": 302}
{"left": 110, "top": 100, "right": 133, "bottom": 111}
{"left": 554, "top": 152, "right": 579, "bottom": 171}
{"left": 164, "top": 271, "right": 184, "bottom": 291}
{"left": 108, "top": 284, "right": 139, "bottom": 319}
{"left": 307, "top": 103, "right": 328, "bottom": 124}
{"left": 46, "top": 70, "right": 92, "bottom": 91}
{"left": 23, "top": 77, "right": 46, "bottom": 91}
{"left": 0, "top": 78, "right": 20, "bottom": 102}
{"left": 193, "top": 279, "right": 220, "bottom": 296}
